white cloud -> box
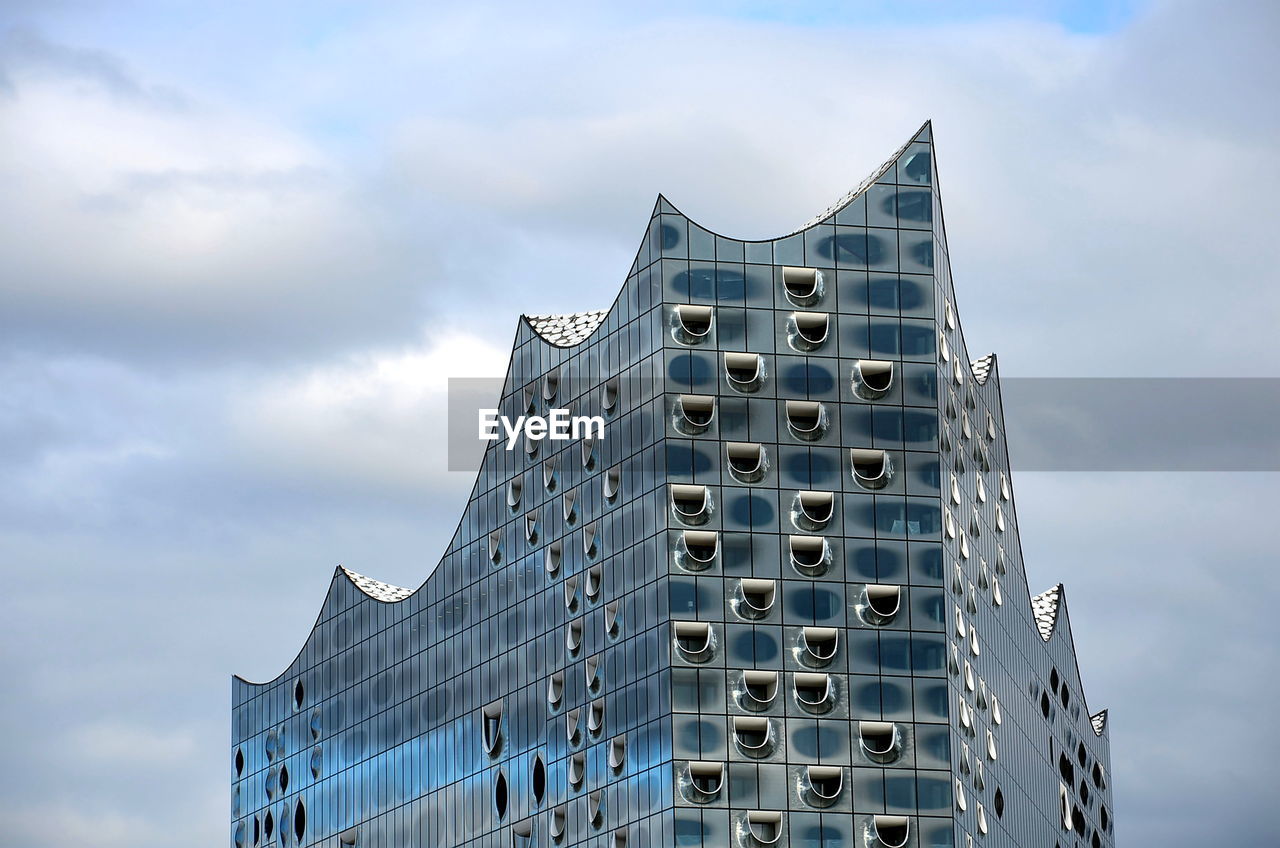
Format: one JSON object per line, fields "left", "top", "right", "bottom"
{"left": 232, "top": 329, "right": 507, "bottom": 491}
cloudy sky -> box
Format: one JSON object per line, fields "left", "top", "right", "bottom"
{"left": 1, "top": 0, "right": 1277, "bottom": 844}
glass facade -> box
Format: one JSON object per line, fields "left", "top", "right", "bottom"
{"left": 232, "top": 122, "right": 1114, "bottom": 848}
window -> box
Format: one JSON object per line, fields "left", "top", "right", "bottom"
{"left": 859, "top": 721, "right": 901, "bottom": 763}
{"left": 851, "top": 449, "right": 892, "bottom": 489}
{"left": 674, "top": 394, "right": 716, "bottom": 435}
{"left": 740, "top": 670, "right": 778, "bottom": 711}
{"left": 673, "top": 304, "right": 714, "bottom": 344}
{"left": 683, "top": 761, "right": 725, "bottom": 803}
{"left": 785, "top": 401, "right": 827, "bottom": 441}
{"left": 671, "top": 484, "right": 712, "bottom": 525}
{"left": 802, "top": 766, "right": 843, "bottom": 807}
{"left": 853, "top": 359, "right": 894, "bottom": 399}
{"left": 732, "top": 716, "right": 775, "bottom": 757}
{"left": 789, "top": 311, "right": 830, "bottom": 351}
{"left": 792, "top": 490, "right": 834, "bottom": 530}
{"left": 673, "top": 621, "right": 714, "bottom": 662}
{"left": 724, "top": 352, "right": 765, "bottom": 393}
{"left": 789, "top": 535, "right": 831, "bottom": 576}
{"left": 782, "top": 266, "right": 824, "bottom": 305}
{"left": 872, "top": 816, "right": 910, "bottom": 848}
{"left": 677, "top": 530, "right": 718, "bottom": 571}
{"left": 799, "top": 627, "right": 839, "bottom": 667}
{"left": 736, "top": 579, "right": 777, "bottom": 620}
{"left": 861, "top": 584, "right": 902, "bottom": 625}
{"left": 794, "top": 673, "right": 833, "bottom": 714}
{"left": 727, "top": 442, "right": 767, "bottom": 483}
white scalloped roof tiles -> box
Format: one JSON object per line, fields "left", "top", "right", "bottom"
{"left": 1031, "top": 585, "right": 1061, "bottom": 641}
{"left": 971, "top": 354, "right": 994, "bottom": 384}
{"left": 341, "top": 566, "right": 413, "bottom": 602}
{"left": 526, "top": 310, "right": 608, "bottom": 347}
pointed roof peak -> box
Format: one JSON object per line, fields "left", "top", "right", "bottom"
{"left": 339, "top": 565, "right": 413, "bottom": 603}
{"left": 797, "top": 119, "right": 933, "bottom": 230}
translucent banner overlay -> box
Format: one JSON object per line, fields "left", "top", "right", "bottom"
{"left": 446, "top": 377, "right": 1280, "bottom": 472}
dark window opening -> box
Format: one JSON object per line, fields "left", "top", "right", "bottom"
{"left": 495, "top": 771, "right": 509, "bottom": 820}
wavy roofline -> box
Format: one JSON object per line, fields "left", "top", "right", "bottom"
{"left": 232, "top": 565, "right": 352, "bottom": 686}
{"left": 235, "top": 123, "right": 1108, "bottom": 743}
{"left": 928, "top": 131, "right": 1109, "bottom": 737}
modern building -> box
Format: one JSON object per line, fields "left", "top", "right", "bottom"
{"left": 232, "top": 122, "right": 1114, "bottom": 848}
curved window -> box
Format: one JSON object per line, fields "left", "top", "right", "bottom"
{"left": 604, "top": 465, "right": 621, "bottom": 501}
{"left": 792, "top": 490, "right": 834, "bottom": 531}
{"left": 740, "top": 670, "right": 779, "bottom": 711}
{"left": 234, "top": 747, "right": 244, "bottom": 777}
{"left": 494, "top": 770, "right": 509, "bottom": 820}
{"left": 585, "top": 564, "right": 602, "bottom": 601}
{"left": 547, "top": 672, "right": 564, "bottom": 709}
{"left": 566, "top": 708, "right": 582, "bottom": 745}
{"left": 788, "top": 535, "right": 831, "bottom": 576}
{"left": 673, "top": 304, "right": 714, "bottom": 345}
{"left": 561, "top": 489, "right": 577, "bottom": 524}
{"left": 604, "top": 601, "right": 621, "bottom": 637}
{"left": 588, "top": 698, "right": 605, "bottom": 737}
{"left": 799, "top": 626, "right": 838, "bottom": 667}
{"left": 602, "top": 376, "right": 619, "bottom": 415}
{"left": 569, "top": 752, "right": 586, "bottom": 788}
{"left": 580, "top": 653, "right": 601, "bottom": 694}
{"left": 588, "top": 789, "right": 604, "bottom": 827}
{"left": 608, "top": 735, "right": 626, "bottom": 771}
{"left": 725, "top": 352, "right": 765, "bottom": 393}
{"left": 481, "top": 701, "right": 503, "bottom": 756}
{"left": 851, "top": 449, "right": 892, "bottom": 489}
{"left": 566, "top": 620, "right": 583, "bottom": 656}
{"left": 871, "top": 815, "right": 909, "bottom": 848}
{"left": 673, "top": 394, "right": 716, "bottom": 435}
{"left": 550, "top": 805, "right": 567, "bottom": 842}
{"left": 673, "top": 621, "right": 714, "bottom": 662}
{"left": 513, "top": 820, "right": 533, "bottom": 846}
{"left": 782, "top": 266, "right": 824, "bottom": 305}
{"left": 580, "top": 436, "right": 597, "bottom": 471}
{"left": 545, "top": 540, "right": 562, "bottom": 575}
{"left": 532, "top": 754, "right": 547, "bottom": 804}
{"left": 583, "top": 522, "right": 599, "bottom": 559}
{"left": 727, "top": 442, "right": 767, "bottom": 483}
{"left": 732, "top": 716, "right": 775, "bottom": 757}
{"left": 682, "top": 761, "right": 724, "bottom": 803}
{"left": 859, "top": 721, "right": 901, "bottom": 763}
{"left": 543, "top": 368, "right": 560, "bottom": 402}
{"left": 677, "top": 530, "right": 718, "bottom": 571}
{"left": 506, "top": 477, "right": 522, "bottom": 513}
{"left": 745, "top": 811, "right": 783, "bottom": 846}
{"left": 525, "top": 515, "right": 539, "bottom": 544}
{"left": 853, "top": 359, "right": 894, "bottom": 400}
{"left": 789, "top": 311, "right": 830, "bottom": 352}
{"left": 671, "top": 484, "right": 712, "bottom": 525}
{"left": 737, "top": 579, "right": 777, "bottom": 619}
{"left": 785, "top": 400, "right": 827, "bottom": 441}
{"left": 860, "top": 583, "right": 902, "bottom": 625}
{"left": 793, "top": 672, "right": 833, "bottom": 714}
{"left": 802, "top": 766, "right": 843, "bottom": 807}
{"left": 542, "top": 455, "right": 559, "bottom": 492}
{"left": 487, "top": 530, "right": 503, "bottom": 565}
{"left": 564, "top": 576, "right": 580, "bottom": 612}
